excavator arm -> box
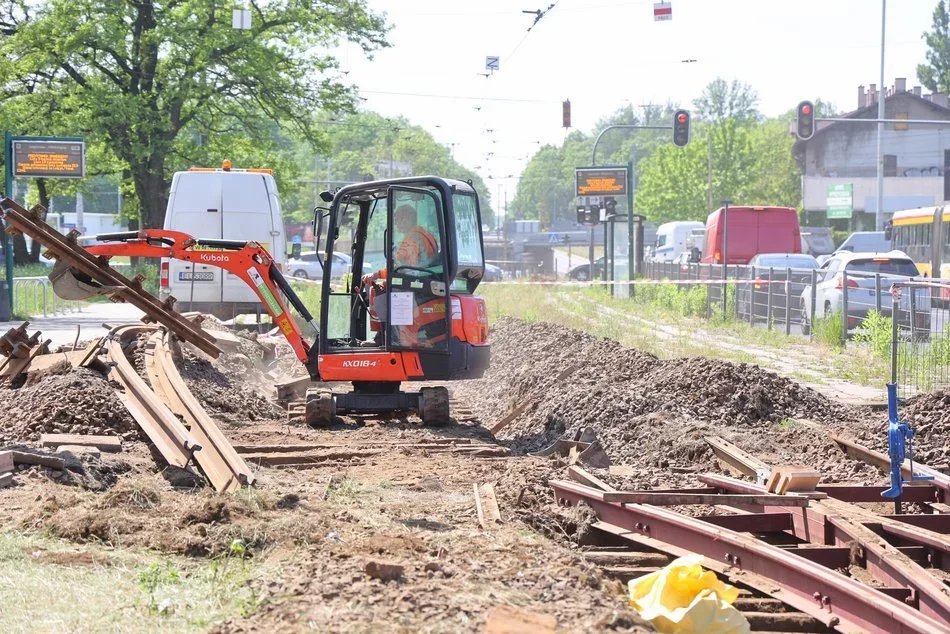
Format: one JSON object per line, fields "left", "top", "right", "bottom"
{"left": 64, "top": 229, "right": 320, "bottom": 378}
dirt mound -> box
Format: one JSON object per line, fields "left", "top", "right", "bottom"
{"left": 851, "top": 390, "right": 950, "bottom": 465}
{"left": 458, "top": 318, "right": 870, "bottom": 482}
{"left": 180, "top": 348, "right": 284, "bottom": 424}
{"left": 0, "top": 367, "right": 139, "bottom": 444}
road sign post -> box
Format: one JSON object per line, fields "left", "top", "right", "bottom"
{"left": 3, "top": 134, "right": 86, "bottom": 311}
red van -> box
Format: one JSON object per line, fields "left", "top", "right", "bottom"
{"left": 700, "top": 206, "right": 801, "bottom": 265}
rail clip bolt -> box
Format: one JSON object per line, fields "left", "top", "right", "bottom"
{"left": 821, "top": 596, "right": 831, "bottom": 607}
{"left": 813, "top": 592, "right": 822, "bottom": 601}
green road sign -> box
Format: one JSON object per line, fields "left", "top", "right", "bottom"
{"left": 826, "top": 183, "right": 853, "bottom": 219}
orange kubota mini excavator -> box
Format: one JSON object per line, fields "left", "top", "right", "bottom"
{"left": 45, "top": 176, "right": 491, "bottom": 426}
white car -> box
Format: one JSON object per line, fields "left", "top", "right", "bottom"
{"left": 287, "top": 251, "right": 351, "bottom": 280}
{"left": 799, "top": 250, "right": 929, "bottom": 336}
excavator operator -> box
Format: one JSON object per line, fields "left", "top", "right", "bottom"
{"left": 362, "top": 204, "right": 444, "bottom": 347}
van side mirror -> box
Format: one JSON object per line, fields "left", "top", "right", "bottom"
{"left": 291, "top": 242, "right": 302, "bottom": 259}
{"left": 884, "top": 221, "right": 892, "bottom": 241}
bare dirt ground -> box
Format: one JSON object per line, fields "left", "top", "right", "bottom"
{"left": 0, "top": 316, "right": 903, "bottom": 632}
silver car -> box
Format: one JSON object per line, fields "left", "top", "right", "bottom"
{"left": 287, "top": 251, "right": 352, "bottom": 280}
{"left": 799, "top": 251, "right": 930, "bottom": 336}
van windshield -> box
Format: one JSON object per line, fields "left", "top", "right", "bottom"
{"left": 656, "top": 234, "right": 668, "bottom": 248}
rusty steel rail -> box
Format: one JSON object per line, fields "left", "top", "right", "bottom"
{"left": 0, "top": 198, "right": 220, "bottom": 358}
{"left": 144, "top": 331, "right": 254, "bottom": 492}
{"left": 106, "top": 325, "right": 200, "bottom": 469}
{"left": 551, "top": 479, "right": 949, "bottom": 634}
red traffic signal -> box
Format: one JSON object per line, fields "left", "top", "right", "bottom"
{"left": 562, "top": 100, "right": 571, "bottom": 128}
{"left": 672, "top": 109, "right": 690, "bottom": 147}
{"left": 796, "top": 100, "right": 815, "bottom": 140}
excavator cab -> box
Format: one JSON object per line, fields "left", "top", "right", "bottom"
{"left": 307, "top": 176, "right": 491, "bottom": 425}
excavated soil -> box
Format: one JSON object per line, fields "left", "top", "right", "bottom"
{"left": 0, "top": 315, "right": 912, "bottom": 632}
{"left": 0, "top": 366, "right": 139, "bottom": 444}
{"left": 179, "top": 346, "right": 285, "bottom": 426}
{"left": 456, "top": 318, "right": 881, "bottom": 484}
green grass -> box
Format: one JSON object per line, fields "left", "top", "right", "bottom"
{"left": 0, "top": 530, "right": 270, "bottom": 633}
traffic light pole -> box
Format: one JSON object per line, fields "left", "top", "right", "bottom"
{"left": 591, "top": 124, "right": 671, "bottom": 166}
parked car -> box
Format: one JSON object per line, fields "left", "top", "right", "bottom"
{"left": 799, "top": 251, "right": 930, "bottom": 337}
{"left": 816, "top": 231, "right": 891, "bottom": 266}
{"left": 701, "top": 206, "right": 801, "bottom": 265}
{"left": 483, "top": 262, "right": 504, "bottom": 282}
{"left": 567, "top": 257, "right": 605, "bottom": 281}
{"left": 287, "top": 251, "right": 351, "bottom": 280}
{"left": 736, "top": 253, "right": 819, "bottom": 322}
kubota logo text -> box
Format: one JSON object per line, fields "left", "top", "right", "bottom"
{"left": 342, "top": 360, "right": 378, "bottom": 368}
{"left": 199, "top": 254, "right": 229, "bottom": 262}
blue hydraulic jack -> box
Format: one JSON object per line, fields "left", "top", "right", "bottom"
{"left": 881, "top": 383, "right": 933, "bottom": 513}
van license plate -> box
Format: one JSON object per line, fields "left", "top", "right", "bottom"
{"left": 178, "top": 271, "right": 215, "bottom": 282}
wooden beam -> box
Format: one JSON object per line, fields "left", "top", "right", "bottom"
{"left": 40, "top": 434, "right": 122, "bottom": 453}
{"left": 12, "top": 451, "right": 65, "bottom": 470}
{"left": 705, "top": 436, "right": 771, "bottom": 480}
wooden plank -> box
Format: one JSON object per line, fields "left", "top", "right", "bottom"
{"left": 478, "top": 483, "right": 502, "bottom": 526}
{"left": 705, "top": 435, "right": 771, "bottom": 479}
{"left": 566, "top": 465, "right": 616, "bottom": 493}
{"left": 601, "top": 491, "right": 810, "bottom": 507}
{"left": 0, "top": 450, "right": 12, "bottom": 474}
{"left": 489, "top": 400, "right": 533, "bottom": 436}
{"left": 40, "top": 434, "right": 122, "bottom": 453}
{"left": 0, "top": 472, "right": 11, "bottom": 488}
{"left": 12, "top": 451, "right": 65, "bottom": 470}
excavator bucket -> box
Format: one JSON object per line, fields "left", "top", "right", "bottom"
{"left": 48, "top": 258, "right": 121, "bottom": 300}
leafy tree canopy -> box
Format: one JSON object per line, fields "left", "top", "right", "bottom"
{"left": 918, "top": 0, "right": 950, "bottom": 93}
{"left": 0, "top": 0, "right": 389, "bottom": 229}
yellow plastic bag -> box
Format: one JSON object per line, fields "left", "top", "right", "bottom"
{"left": 627, "top": 554, "right": 750, "bottom": 634}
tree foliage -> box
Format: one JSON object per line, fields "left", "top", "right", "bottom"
{"left": 0, "top": 0, "right": 389, "bottom": 229}
{"left": 918, "top": 0, "right": 950, "bottom": 93}
{"left": 692, "top": 79, "right": 760, "bottom": 125}
{"left": 280, "top": 111, "right": 494, "bottom": 224}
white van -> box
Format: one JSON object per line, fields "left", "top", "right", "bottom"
{"left": 651, "top": 221, "right": 705, "bottom": 262}
{"left": 160, "top": 163, "right": 286, "bottom": 319}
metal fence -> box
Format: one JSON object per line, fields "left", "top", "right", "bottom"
{"left": 890, "top": 281, "right": 950, "bottom": 398}
{"left": 643, "top": 262, "right": 950, "bottom": 396}
{"left": 13, "top": 276, "right": 82, "bottom": 318}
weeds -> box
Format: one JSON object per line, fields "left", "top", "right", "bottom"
{"left": 138, "top": 561, "right": 182, "bottom": 615}
{"left": 813, "top": 312, "right": 844, "bottom": 350}
{"left": 852, "top": 310, "right": 892, "bottom": 360}
{"left": 327, "top": 476, "right": 360, "bottom": 499}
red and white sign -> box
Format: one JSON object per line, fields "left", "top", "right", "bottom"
{"left": 654, "top": 2, "right": 672, "bottom": 21}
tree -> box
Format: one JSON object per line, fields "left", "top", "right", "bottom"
{"left": 635, "top": 117, "right": 801, "bottom": 225}
{"left": 918, "top": 1, "right": 950, "bottom": 93}
{"left": 0, "top": 1, "right": 388, "bottom": 230}
{"left": 693, "top": 79, "right": 760, "bottom": 125}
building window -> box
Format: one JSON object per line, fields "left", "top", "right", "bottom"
{"left": 895, "top": 112, "right": 909, "bottom": 131}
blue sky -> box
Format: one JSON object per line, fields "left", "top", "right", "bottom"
{"left": 336, "top": 0, "right": 939, "bottom": 198}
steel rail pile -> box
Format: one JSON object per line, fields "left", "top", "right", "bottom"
{"left": 105, "top": 325, "right": 253, "bottom": 492}
{"left": 552, "top": 447, "right": 950, "bottom": 633}
{"left": 0, "top": 197, "right": 220, "bottom": 358}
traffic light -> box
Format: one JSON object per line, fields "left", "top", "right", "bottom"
{"left": 562, "top": 99, "right": 571, "bottom": 128}
{"left": 796, "top": 100, "right": 815, "bottom": 140}
{"left": 576, "top": 205, "right": 586, "bottom": 224}
{"left": 672, "top": 109, "right": 690, "bottom": 147}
